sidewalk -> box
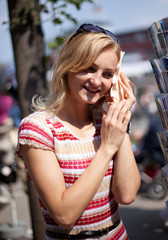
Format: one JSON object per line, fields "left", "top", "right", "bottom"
{"left": 0, "top": 180, "right": 32, "bottom": 239}
{"left": 119, "top": 192, "right": 168, "bottom": 240}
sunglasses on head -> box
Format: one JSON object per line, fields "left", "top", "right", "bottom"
{"left": 69, "top": 23, "right": 119, "bottom": 44}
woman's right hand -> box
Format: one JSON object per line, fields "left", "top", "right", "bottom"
{"left": 100, "top": 99, "right": 131, "bottom": 155}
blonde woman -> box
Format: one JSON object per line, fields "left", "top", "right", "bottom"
{"left": 16, "top": 24, "right": 140, "bottom": 239}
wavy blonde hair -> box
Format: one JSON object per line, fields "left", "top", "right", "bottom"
{"left": 32, "top": 31, "right": 121, "bottom": 114}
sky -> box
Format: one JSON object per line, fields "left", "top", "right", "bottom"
{"left": 0, "top": 0, "right": 168, "bottom": 64}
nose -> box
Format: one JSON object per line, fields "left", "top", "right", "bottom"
{"left": 89, "top": 72, "right": 101, "bottom": 86}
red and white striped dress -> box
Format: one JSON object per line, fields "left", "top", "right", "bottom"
{"left": 16, "top": 111, "right": 128, "bottom": 240}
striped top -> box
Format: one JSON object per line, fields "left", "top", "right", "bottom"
{"left": 16, "top": 111, "right": 128, "bottom": 240}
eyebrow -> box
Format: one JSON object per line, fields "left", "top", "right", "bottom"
{"left": 91, "top": 63, "right": 116, "bottom": 72}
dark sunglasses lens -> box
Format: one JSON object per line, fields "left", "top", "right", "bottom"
{"left": 83, "top": 24, "right": 118, "bottom": 43}
{"left": 70, "top": 24, "right": 119, "bottom": 44}
{"left": 82, "top": 24, "right": 101, "bottom": 33}
{"left": 104, "top": 30, "right": 118, "bottom": 43}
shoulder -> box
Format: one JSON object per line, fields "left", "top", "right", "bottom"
{"left": 17, "top": 111, "right": 57, "bottom": 153}
{"left": 19, "top": 111, "right": 58, "bottom": 131}
{"left": 20, "top": 111, "right": 51, "bottom": 123}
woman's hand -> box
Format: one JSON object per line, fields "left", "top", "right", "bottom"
{"left": 118, "top": 72, "right": 136, "bottom": 110}
{"left": 101, "top": 72, "right": 136, "bottom": 156}
{"left": 101, "top": 99, "right": 131, "bottom": 155}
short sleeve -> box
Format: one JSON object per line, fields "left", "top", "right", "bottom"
{"left": 16, "top": 112, "right": 55, "bottom": 159}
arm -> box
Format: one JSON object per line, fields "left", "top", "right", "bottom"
{"left": 20, "top": 143, "right": 114, "bottom": 229}
{"left": 111, "top": 134, "right": 141, "bottom": 205}
{"left": 110, "top": 72, "right": 140, "bottom": 204}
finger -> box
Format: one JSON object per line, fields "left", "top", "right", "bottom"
{"left": 117, "top": 110, "right": 131, "bottom": 132}
{"left": 119, "top": 78, "right": 133, "bottom": 96}
{"left": 113, "top": 110, "right": 131, "bottom": 135}
{"left": 117, "top": 101, "right": 130, "bottom": 124}
{"left": 119, "top": 76, "right": 136, "bottom": 106}
{"left": 119, "top": 72, "right": 134, "bottom": 93}
{"left": 120, "top": 72, "right": 132, "bottom": 85}
{"left": 102, "top": 110, "right": 107, "bottom": 120}
{"left": 105, "top": 102, "right": 117, "bottom": 124}
{"left": 123, "top": 111, "right": 131, "bottom": 128}
{"left": 108, "top": 100, "right": 126, "bottom": 122}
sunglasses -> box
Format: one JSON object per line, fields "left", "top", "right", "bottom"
{"left": 69, "top": 23, "right": 119, "bottom": 44}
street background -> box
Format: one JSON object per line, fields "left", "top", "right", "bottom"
{"left": 120, "top": 193, "right": 168, "bottom": 240}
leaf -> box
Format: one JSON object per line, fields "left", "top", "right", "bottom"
{"left": 52, "top": 18, "right": 62, "bottom": 24}
{"left": 63, "top": 0, "right": 87, "bottom": 10}
{"left": 48, "top": 41, "right": 57, "bottom": 49}
{"left": 52, "top": 4, "right": 67, "bottom": 11}
{"left": 48, "top": 36, "right": 65, "bottom": 49}
{"left": 2, "top": 21, "right": 9, "bottom": 25}
{"left": 55, "top": 36, "right": 65, "bottom": 45}
{"left": 68, "top": 0, "right": 93, "bottom": 9}
{"left": 60, "top": 11, "right": 77, "bottom": 24}
{"left": 39, "top": 4, "right": 49, "bottom": 13}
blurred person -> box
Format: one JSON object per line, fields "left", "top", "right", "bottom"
{"left": 135, "top": 113, "right": 165, "bottom": 168}
{"left": 16, "top": 23, "right": 140, "bottom": 239}
{"left": 0, "top": 93, "right": 14, "bottom": 166}
{"left": 1, "top": 64, "right": 21, "bottom": 128}
{"left": 142, "top": 114, "right": 165, "bottom": 167}
{"left": 0, "top": 65, "right": 18, "bottom": 205}
{"left": 0, "top": 94, "right": 17, "bottom": 185}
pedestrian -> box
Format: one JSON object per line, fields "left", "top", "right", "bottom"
{"left": 16, "top": 23, "right": 141, "bottom": 239}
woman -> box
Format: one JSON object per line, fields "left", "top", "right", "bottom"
{"left": 16, "top": 24, "right": 141, "bottom": 239}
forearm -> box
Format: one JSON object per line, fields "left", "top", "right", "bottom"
{"left": 58, "top": 147, "right": 113, "bottom": 227}
{"left": 111, "top": 134, "right": 141, "bottom": 205}
{"left": 23, "top": 145, "right": 114, "bottom": 229}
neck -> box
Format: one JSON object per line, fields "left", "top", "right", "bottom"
{"left": 58, "top": 101, "right": 92, "bottom": 128}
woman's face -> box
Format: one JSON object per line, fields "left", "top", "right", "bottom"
{"left": 67, "top": 47, "right": 119, "bottom": 105}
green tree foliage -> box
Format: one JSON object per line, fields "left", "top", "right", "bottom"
{"left": 6, "top": 0, "right": 93, "bottom": 26}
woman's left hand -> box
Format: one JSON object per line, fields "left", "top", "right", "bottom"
{"left": 118, "top": 72, "right": 136, "bottom": 110}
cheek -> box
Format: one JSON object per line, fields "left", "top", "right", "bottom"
{"left": 68, "top": 72, "right": 83, "bottom": 86}
{"left": 67, "top": 75, "right": 82, "bottom": 94}
{"left": 67, "top": 73, "right": 76, "bottom": 88}
{"left": 104, "top": 80, "right": 112, "bottom": 92}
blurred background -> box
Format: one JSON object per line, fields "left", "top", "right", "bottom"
{"left": 0, "top": 0, "right": 168, "bottom": 239}
{"left": 1, "top": 0, "right": 168, "bottom": 142}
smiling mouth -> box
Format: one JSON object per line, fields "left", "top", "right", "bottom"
{"left": 83, "top": 86, "right": 100, "bottom": 94}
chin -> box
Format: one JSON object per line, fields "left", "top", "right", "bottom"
{"left": 86, "top": 99, "right": 100, "bottom": 105}
{"left": 86, "top": 95, "right": 102, "bottom": 104}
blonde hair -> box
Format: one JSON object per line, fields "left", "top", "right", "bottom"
{"left": 32, "top": 31, "right": 121, "bottom": 114}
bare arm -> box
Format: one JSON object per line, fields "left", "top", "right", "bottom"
{"left": 109, "top": 72, "right": 140, "bottom": 204}
{"left": 111, "top": 134, "right": 141, "bottom": 204}
{"left": 21, "top": 144, "right": 114, "bottom": 229}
